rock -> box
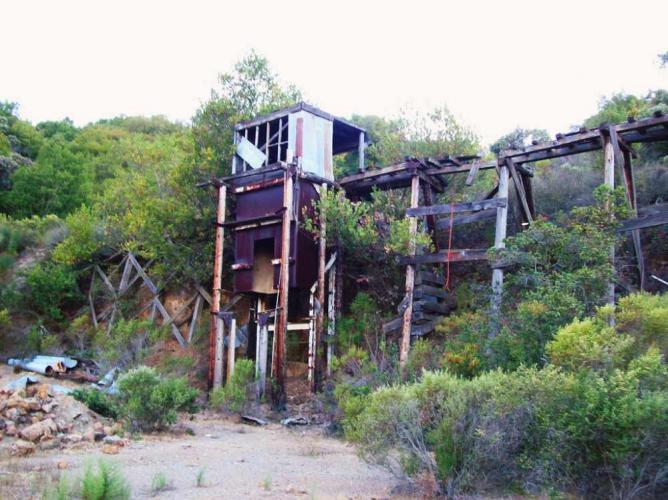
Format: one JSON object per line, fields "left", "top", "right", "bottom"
{"left": 55, "top": 419, "right": 70, "bottom": 433}
{"left": 101, "top": 444, "right": 120, "bottom": 455}
{"left": 41, "top": 402, "right": 56, "bottom": 413}
{"left": 103, "top": 425, "right": 112, "bottom": 436}
{"left": 4, "top": 407, "right": 24, "bottom": 420}
{"left": 0, "top": 418, "right": 6, "bottom": 430}
{"left": 7, "top": 395, "right": 41, "bottom": 412}
{"left": 5, "top": 422, "right": 17, "bottom": 436}
{"left": 20, "top": 418, "right": 58, "bottom": 442}
{"left": 37, "top": 385, "right": 50, "bottom": 400}
{"left": 93, "top": 421, "right": 104, "bottom": 433}
{"left": 83, "top": 429, "right": 95, "bottom": 442}
{"left": 57, "top": 461, "right": 69, "bottom": 470}
{"left": 103, "top": 435, "right": 125, "bottom": 446}
{"left": 10, "top": 439, "right": 36, "bottom": 457}
{"left": 63, "top": 433, "right": 82, "bottom": 443}
{"left": 39, "top": 438, "right": 59, "bottom": 451}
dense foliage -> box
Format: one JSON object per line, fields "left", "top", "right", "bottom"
{"left": 340, "top": 293, "right": 668, "bottom": 498}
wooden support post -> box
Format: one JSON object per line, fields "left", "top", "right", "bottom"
{"left": 421, "top": 183, "right": 439, "bottom": 252}
{"left": 118, "top": 255, "right": 132, "bottom": 293}
{"left": 490, "top": 164, "right": 509, "bottom": 339}
{"left": 621, "top": 149, "right": 645, "bottom": 290}
{"left": 327, "top": 261, "right": 336, "bottom": 378}
{"left": 358, "top": 131, "right": 365, "bottom": 171}
{"left": 603, "top": 132, "right": 616, "bottom": 307}
{"left": 314, "top": 184, "right": 327, "bottom": 391}
{"left": 256, "top": 296, "right": 269, "bottom": 399}
{"left": 88, "top": 271, "right": 98, "bottom": 329}
{"left": 188, "top": 295, "right": 203, "bottom": 343}
{"left": 399, "top": 174, "right": 420, "bottom": 369}
{"left": 506, "top": 158, "right": 533, "bottom": 225}
{"left": 307, "top": 283, "right": 317, "bottom": 388}
{"left": 521, "top": 170, "right": 536, "bottom": 220}
{"left": 209, "top": 184, "right": 227, "bottom": 389}
{"left": 227, "top": 318, "right": 237, "bottom": 381}
{"left": 271, "top": 167, "right": 293, "bottom": 408}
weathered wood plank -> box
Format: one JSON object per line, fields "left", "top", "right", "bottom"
{"left": 400, "top": 248, "right": 488, "bottom": 265}
{"left": 399, "top": 174, "right": 420, "bottom": 368}
{"left": 407, "top": 198, "right": 506, "bottom": 217}
{"left": 506, "top": 158, "right": 533, "bottom": 225}
{"left": 436, "top": 208, "right": 497, "bottom": 230}
{"left": 618, "top": 210, "right": 668, "bottom": 231}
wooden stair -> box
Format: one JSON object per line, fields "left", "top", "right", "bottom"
{"left": 382, "top": 270, "right": 449, "bottom": 337}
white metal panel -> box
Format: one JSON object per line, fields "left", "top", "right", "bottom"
{"left": 288, "top": 110, "right": 334, "bottom": 180}
{"left": 236, "top": 136, "right": 267, "bottom": 170}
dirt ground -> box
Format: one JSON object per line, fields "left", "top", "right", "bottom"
{"left": 0, "top": 412, "right": 400, "bottom": 499}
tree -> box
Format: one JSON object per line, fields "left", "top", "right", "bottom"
{"left": 2, "top": 138, "right": 92, "bottom": 218}
{"left": 36, "top": 118, "right": 78, "bottom": 141}
{"left": 192, "top": 51, "right": 302, "bottom": 176}
{"left": 490, "top": 127, "right": 550, "bottom": 156}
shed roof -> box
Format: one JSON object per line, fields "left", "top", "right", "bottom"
{"left": 235, "top": 102, "right": 368, "bottom": 155}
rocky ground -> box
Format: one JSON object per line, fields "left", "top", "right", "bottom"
{"left": 0, "top": 366, "right": 401, "bottom": 499}
{"left": 0, "top": 414, "right": 400, "bottom": 499}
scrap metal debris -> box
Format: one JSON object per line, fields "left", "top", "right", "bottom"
{"left": 280, "top": 416, "right": 309, "bottom": 426}
{"left": 8, "top": 355, "right": 77, "bottom": 375}
{"left": 241, "top": 415, "right": 267, "bottom": 426}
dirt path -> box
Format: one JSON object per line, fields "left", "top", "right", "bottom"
{"left": 1, "top": 415, "right": 399, "bottom": 499}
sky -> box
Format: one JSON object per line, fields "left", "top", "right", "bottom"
{"left": 2, "top": 0, "right": 667, "bottom": 145}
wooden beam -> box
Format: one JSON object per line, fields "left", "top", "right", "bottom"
{"left": 400, "top": 248, "right": 488, "bottom": 265}
{"left": 407, "top": 197, "right": 507, "bottom": 217}
{"left": 521, "top": 171, "right": 536, "bottom": 220}
{"left": 314, "top": 184, "right": 327, "bottom": 391}
{"left": 153, "top": 297, "right": 186, "bottom": 347}
{"left": 187, "top": 295, "right": 203, "bottom": 343}
{"left": 256, "top": 296, "right": 269, "bottom": 399}
{"left": 272, "top": 167, "right": 293, "bottom": 409}
{"left": 436, "top": 208, "right": 497, "bottom": 230}
{"left": 226, "top": 318, "right": 237, "bottom": 381}
{"left": 619, "top": 208, "right": 668, "bottom": 231}
{"left": 423, "top": 160, "right": 497, "bottom": 177}
{"left": 421, "top": 183, "right": 439, "bottom": 252}
{"left": 399, "top": 174, "right": 420, "bottom": 369}
{"left": 358, "top": 131, "right": 365, "bottom": 171}
{"left": 465, "top": 161, "right": 481, "bottom": 186}
{"left": 326, "top": 263, "right": 336, "bottom": 378}
{"left": 603, "top": 131, "right": 616, "bottom": 307}
{"left": 88, "top": 271, "right": 98, "bottom": 329}
{"left": 489, "top": 164, "right": 509, "bottom": 340}
{"left": 210, "top": 184, "right": 226, "bottom": 389}
{"left": 505, "top": 158, "right": 533, "bottom": 225}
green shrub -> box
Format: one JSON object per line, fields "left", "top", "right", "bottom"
{"left": 404, "top": 338, "right": 443, "bottom": 382}
{"left": 437, "top": 312, "right": 486, "bottom": 378}
{"left": 23, "top": 261, "right": 81, "bottom": 322}
{"left": 80, "top": 460, "right": 131, "bottom": 500}
{"left": 547, "top": 315, "right": 634, "bottom": 372}
{"left": 71, "top": 388, "right": 119, "bottom": 419}
{"left": 210, "top": 359, "right": 255, "bottom": 413}
{"left": 92, "top": 319, "right": 160, "bottom": 371}
{"left": 116, "top": 366, "right": 198, "bottom": 431}
{"left": 617, "top": 292, "right": 668, "bottom": 356}
{"left": 345, "top": 366, "right": 668, "bottom": 497}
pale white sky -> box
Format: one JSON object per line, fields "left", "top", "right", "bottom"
{"left": 2, "top": 0, "right": 666, "bottom": 145}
